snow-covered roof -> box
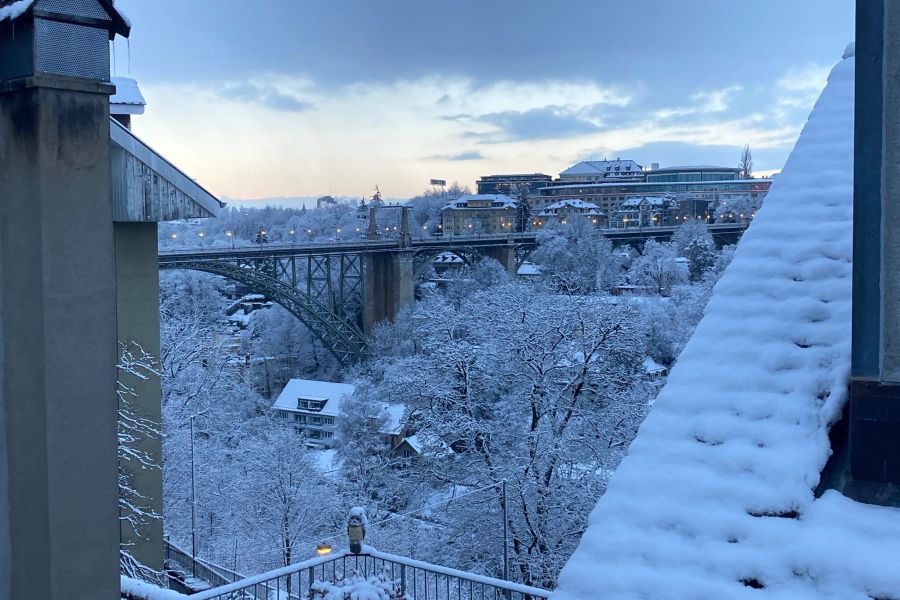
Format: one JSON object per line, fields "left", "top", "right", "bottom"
{"left": 517, "top": 262, "right": 541, "bottom": 276}
{"left": 433, "top": 252, "right": 464, "bottom": 264}
{"left": 0, "top": 0, "right": 33, "bottom": 22}
{"left": 273, "top": 379, "right": 356, "bottom": 417}
{"left": 642, "top": 356, "right": 666, "bottom": 374}
{"left": 0, "top": 0, "right": 130, "bottom": 36}
{"left": 443, "top": 194, "right": 517, "bottom": 210}
{"left": 543, "top": 199, "right": 601, "bottom": 212}
{"left": 383, "top": 404, "right": 405, "bottom": 435}
{"left": 273, "top": 378, "right": 405, "bottom": 434}
{"left": 110, "top": 77, "right": 146, "bottom": 114}
{"left": 560, "top": 159, "right": 643, "bottom": 177}
{"left": 554, "top": 46, "right": 900, "bottom": 600}
{"left": 618, "top": 195, "right": 672, "bottom": 208}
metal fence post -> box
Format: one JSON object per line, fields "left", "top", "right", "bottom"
{"left": 400, "top": 564, "right": 406, "bottom": 597}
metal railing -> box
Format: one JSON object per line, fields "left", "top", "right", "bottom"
{"left": 164, "top": 540, "right": 247, "bottom": 590}
{"left": 181, "top": 547, "right": 550, "bottom": 600}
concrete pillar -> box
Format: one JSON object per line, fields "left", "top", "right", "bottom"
{"left": 115, "top": 222, "right": 164, "bottom": 571}
{"left": 481, "top": 244, "right": 518, "bottom": 276}
{"left": 850, "top": 0, "right": 900, "bottom": 488}
{"left": 367, "top": 207, "right": 378, "bottom": 240}
{"left": 0, "top": 77, "right": 119, "bottom": 599}
{"left": 363, "top": 251, "right": 415, "bottom": 333}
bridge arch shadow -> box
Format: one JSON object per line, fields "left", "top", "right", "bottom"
{"left": 160, "top": 261, "right": 369, "bottom": 365}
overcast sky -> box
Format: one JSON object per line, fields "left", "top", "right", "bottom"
{"left": 114, "top": 0, "right": 855, "bottom": 203}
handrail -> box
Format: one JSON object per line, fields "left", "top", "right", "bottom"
{"left": 186, "top": 546, "right": 551, "bottom": 600}
{"left": 366, "top": 548, "right": 549, "bottom": 598}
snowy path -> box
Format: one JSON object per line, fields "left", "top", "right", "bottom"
{"left": 553, "top": 45, "right": 900, "bottom": 600}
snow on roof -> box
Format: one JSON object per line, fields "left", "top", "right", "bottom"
{"left": 554, "top": 47, "right": 900, "bottom": 599}
{"left": 543, "top": 199, "right": 601, "bottom": 211}
{"left": 433, "top": 252, "right": 464, "bottom": 264}
{"left": 642, "top": 356, "right": 666, "bottom": 373}
{"left": 517, "top": 262, "right": 541, "bottom": 276}
{"left": 383, "top": 403, "right": 405, "bottom": 435}
{"left": 110, "top": 77, "right": 146, "bottom": 114}
{"left": 272, "top": 379, "right": 356, "bottom": 416}
{"left": 273, "top": 378, "right": 405, "bottom": 434}
{"left": 0, "top": 0, "right": 32, "bottom": 22}
{"left": 0, "top": 0, "right": 130, "bottom": 34}
{"left": 618, "top": 196, "right": 671, "bottom": 208}
{"left": 560, "top": 159, "right": 643, "bottom": 177}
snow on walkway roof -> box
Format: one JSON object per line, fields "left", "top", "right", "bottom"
{"left": 553, "top": 46, "right": 900, "bottom": 599}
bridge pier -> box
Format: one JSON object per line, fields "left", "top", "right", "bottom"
{"left": 480, "top": 242, "right": 518, "bottom": 275}
{"left": 363, "top": 251, "right": 415, "bottom": 333}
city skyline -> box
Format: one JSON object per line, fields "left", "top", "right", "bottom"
{"left": 115, "top": 0, "right": 854, "bottom": 204}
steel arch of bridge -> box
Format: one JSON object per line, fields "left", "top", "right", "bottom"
{"left": 160, "top": 255, "right": 369, "bottom": 365}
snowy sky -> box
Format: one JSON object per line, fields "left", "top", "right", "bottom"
{"left": 113, "top": 0, "right": 854, "bottom": 203}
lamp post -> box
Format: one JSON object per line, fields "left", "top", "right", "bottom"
{"left": 502, "top": 480, "right": 509, "bottom": 582}
{"left": 190, "top": 415, "right": 197, "bottom": 576}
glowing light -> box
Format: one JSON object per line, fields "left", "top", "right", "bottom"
{"left": 316, "top": 544, "right": 333, "bottom": 556}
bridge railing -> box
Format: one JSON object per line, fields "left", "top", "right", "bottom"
{"left": 143, "top": 546, "right": 551, "bottom": 600}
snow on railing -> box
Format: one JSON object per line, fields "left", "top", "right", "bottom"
{"left": 123, "top": 546, "right": 551, "bottom": 600}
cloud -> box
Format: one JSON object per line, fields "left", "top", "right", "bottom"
{"left": 221, "top": 82, "right": 314, "bottom": 112}
{"left": 655, "top": 85, "right": 743, "bottom": 119}
{"left": 469, "top": 106, "right": 602, "bottom": 142}
{"left": 428, "top": 151, "right": 486, "bottom": 161}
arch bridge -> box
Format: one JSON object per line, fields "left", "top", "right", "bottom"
{"left": 158, "top": 223, "right": 746, "bottom": 363}
{"left": 158, "top": 234, "right": 534, "bottom": 363}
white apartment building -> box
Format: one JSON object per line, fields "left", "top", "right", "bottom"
{"left": 272, "top": 378, "right": 404, "bottom": 447}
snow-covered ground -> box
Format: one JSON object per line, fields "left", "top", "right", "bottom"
{"left": 553, "top": 45, "right": 900, "bottom": 599}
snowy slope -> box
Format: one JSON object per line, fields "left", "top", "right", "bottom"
{"left": 553, "top": 47, "right": 900, "bottom": 600}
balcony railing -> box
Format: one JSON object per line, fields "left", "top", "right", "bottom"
{"left": 127, "top": 545, "right": 551, "bottom": 600}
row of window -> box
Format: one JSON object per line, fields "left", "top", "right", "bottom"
{"left": 278, "top": 411, "right": 335, "bottom": 426}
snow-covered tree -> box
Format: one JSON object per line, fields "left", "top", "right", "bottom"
{"left": 118, "top": 342, "right": 163, "bottom": 583}
{"left": 372, "top": 284, "right": 648, "bottom": 587}
{"left": 627, "top": 239, "right": 688, "bottom": 296}
{"left": 531, "top": 220, "right": 620, "bottom": 294}
{"left": 672, "top": 220, "right": 717, "bottom": 281}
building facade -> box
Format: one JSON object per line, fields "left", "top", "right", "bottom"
{"left": 440, "top": 194, "right": 518, "bottom": 236}
{"left": 535, "top": 199, "right": 605, "bottom": 228}
{"left": 272, "top": 379, "right": 403, "bottom": 447}
{"left": 531, "top": 178, "right": 772, "bottom": 214}
{"left": 530, "top": 161, "right": 772, "bottom": 217}
{"left": 610, "top": 196, "right": 677, "bottom": 228}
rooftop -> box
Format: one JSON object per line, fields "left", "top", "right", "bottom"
{"left": 110, "top": 77, "right": 146, "bottom": 114}
{"left": 560, "top": 159, "right": 644, "bottom": 177}
{"left": 554, "top": 45, "right": 900, "bottom": 600}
